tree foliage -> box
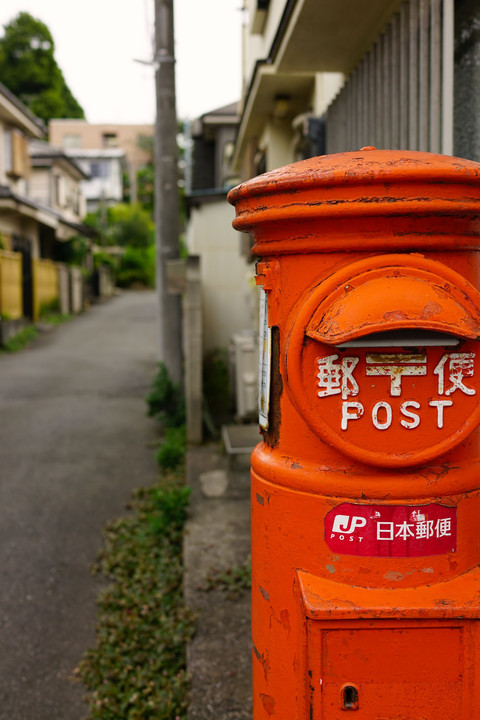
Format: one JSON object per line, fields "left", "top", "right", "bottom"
{"left": 85, "top": 202, "right": 156, "bottom": 288}
{"left": 0, "top": 12, "right": 84, "bottom": 123}
{"left": 85, "top": 203, "right": 154, "bottom": 249}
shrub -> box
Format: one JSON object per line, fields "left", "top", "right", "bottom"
{"left": 93, "top": 251, "right": 117, "bottom": 272}
{"left": 116, "top": 245, "right": 155, "bottom": 288}
{"left": 106, "top": 203, "right": 154, "bottom": 248}
{"left": 39, "top": 298, "right": 60, "bottom": 318}
{"left": 146, "top": 363, "right": 185, "bottom": 428}
{"left": 203, "top": 348, "right": 232, "bottom": 430}
{"left": 155, "top": 426, "right": 186, "bottom": 471}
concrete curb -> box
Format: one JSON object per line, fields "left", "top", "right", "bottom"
{"left": 185, "top": 444, "right": 252, "bottom": 719}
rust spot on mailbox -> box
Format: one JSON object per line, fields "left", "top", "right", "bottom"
{"left": 228, "top": 149, "right": 480, "bottom": 720}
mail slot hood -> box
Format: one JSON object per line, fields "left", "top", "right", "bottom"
{"left": 305, "top": 255, "right": 480, "bottom": 347}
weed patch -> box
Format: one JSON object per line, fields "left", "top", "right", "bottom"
{"left": 40, "top": 312, "right": 71, "bottom": 326}
{"left": 75, "top": 475, "right": 195, "bottom": 719}
{"left": 147, "top": 363, "right": 186, "bottom": 472}
{"left": 146, "top": 362, "right": 185, "bottom": 428}
{"left": 155, "top": 426, "right": 186, "bottom": 471}
{"left": 1, "top": 325, "right": 38, "bottom": 352}
{"left": 203, "top": 556, "right": 252, "bottom": 598}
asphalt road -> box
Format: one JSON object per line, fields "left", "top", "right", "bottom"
{"left": 0, "top": 291, "right": 159, "bottom": 719}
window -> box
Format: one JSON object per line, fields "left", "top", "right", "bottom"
{"left": 102, "top": 133, "right": 118, "bottom": 148}
{"left": 54, "top": 175, "right": 67, "bottom": 207}
{"left": 4, "top": 130, "right": 12, "bottom": 174}
{"left": 63, "top": 134, "right": 82, "bottom": 150}
{"left": 3, "top": 129, "right": 28, "bottom": 178}
{"left": 89, "top": 161, "right": 110, "bottom": 178}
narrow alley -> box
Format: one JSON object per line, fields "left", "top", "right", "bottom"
{"left": 0, "top": 291, "right": 159, "bottom": 719}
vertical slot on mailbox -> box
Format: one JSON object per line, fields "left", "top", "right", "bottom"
{"left": 342, "top": 684, "right": 359, "bottom": 710}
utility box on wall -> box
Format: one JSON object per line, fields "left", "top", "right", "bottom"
{"left": 228, "top": 148, "right": 480, "bottom": 720}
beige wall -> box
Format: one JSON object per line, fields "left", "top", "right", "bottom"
{"left": 0, "top": 214, "right": 40, "bottom": 257}
{"left": 186, "top": 199, "right": 256, "bottom": 351}
{"left": 49, "top": 120, "right": 154, "bottom": 169}
{"left": 259, "top": 121, "right": 293, "bottom": 171}
{"left": 29, "top": 163, "right": 85, "bottom": 225}
{"left": 244, "top": 0, "right": 288, "bottom": 81}
{"left": 28, "top": 167, "right": 51, "bottom": 206}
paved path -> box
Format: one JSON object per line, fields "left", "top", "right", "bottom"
{"left": 0, "top": 291, "right": 159, "bottom": 719}
{"left": 185, "top": 447, "right": 252, "bottom": 720}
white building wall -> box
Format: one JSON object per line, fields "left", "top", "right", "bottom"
{"left": 28, "top": 167, "right": 51, "bottom": 206}
{"left": 313, "top": 72, "right": 345, "bottom": 117}
{"left": 187, "top": 199, "right": 256, "bottom": 352}
{"left": 245, "top": 0, "right": 288, "bottom": 76}
{"left": 77, "top": 158, "right": 123, "bottom": 203}
{"left": 260, "top": 121, "right": 293, "bottom": 171}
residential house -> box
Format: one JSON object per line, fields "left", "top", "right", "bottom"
{"left": 233, "top": 0, "right": 479, "bottom": 179}
{"left": 0, "top": 81, "right": 46, "bottom": 262}
{"left": 28, "top": 140, "right": 90, "bottom": 254}
{"left": 185, "top": 101, "right": 260, "bottom": 423}
{"left": 49, "top": 120, "right": 154, "bottom": 206}
{"left": 59, "top": 147, "right": 126, "bottom": 214}
{"left": 229, "top": 0, "right": 480, "bottom": 418}
{"left": 186, "top": 102, "right": 256, "bottom": 353}
{"left": 0, "top": 81, "right": 96, "bottom": 323}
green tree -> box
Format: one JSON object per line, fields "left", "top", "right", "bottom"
{"left": 0, "top": 12, "right": 84, "bottom": 123}
{"left": 137, "top": 163, "right": 155, "bottom": 215}
{"left": 106, "top": 203, "right": 154, "bottom": 248}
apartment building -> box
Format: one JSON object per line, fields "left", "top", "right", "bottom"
{"left": 234, "top": 0, "right": 477, "bottom": 177}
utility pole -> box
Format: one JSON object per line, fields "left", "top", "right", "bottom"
{"left": 154, "top": 0, "right": 182, "bottom": 383}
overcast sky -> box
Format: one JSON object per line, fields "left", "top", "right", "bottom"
{"left": 0, "top": 0, "right": 243, "bottom": 124}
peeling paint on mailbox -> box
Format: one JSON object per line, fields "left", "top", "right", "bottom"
{"left": 228, "top": 149, "right": 480, "bottom": 720}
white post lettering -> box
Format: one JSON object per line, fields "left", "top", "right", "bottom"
{"left": 350, "top": 517, "right": 367, "bottom": 532}
{"left": 366, "top": 353, "right": 427, "bottom": 396}
{"left": 341, "top": 401, "right": 364, "bottom": 430}
{"left": 429, "top": 399, "right": 453, "bottom": 429}
{"left": 400, "top": 400, "right": 421, "bottom": 429}
{"left": 372, "top": 401, "right": 392, "bottom": 430}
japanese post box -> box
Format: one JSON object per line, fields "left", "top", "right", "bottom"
{"left": 228, "top": 149, "right": 480, "bottom": 720}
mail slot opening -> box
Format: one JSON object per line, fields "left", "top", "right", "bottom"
{"left": 336, "top": 329, "right": 461, "bottom": 349}
{"left": 342, "top": 684, "right": 359, "bottom": 710}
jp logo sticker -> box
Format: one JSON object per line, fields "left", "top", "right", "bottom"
{"left": 325, "top": 502, "right": 457, "bottom": 557}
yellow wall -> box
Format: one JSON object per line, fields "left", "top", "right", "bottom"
{"left": 33, "top": 259, "right": 59, "bottom": 321}
{"left": 0, "top": 250, "right": 22, "bottom": 320}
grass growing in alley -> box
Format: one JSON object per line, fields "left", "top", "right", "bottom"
{"left": 1, "top": 325, "right": 38, "bottom": 352}
{"left": 75, "top": 473, "right": 194, "bottom": 719}
{"left": 1, "top": 314, "right": 71, "bottom": 354}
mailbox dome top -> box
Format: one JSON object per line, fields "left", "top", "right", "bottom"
{"left": 227, "top": 149, "right": 480, "bottom": 255}
{"left": 228, "top": 149, "right": 480, "bottom": 201}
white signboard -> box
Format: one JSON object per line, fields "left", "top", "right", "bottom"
{"left": 258, "top": 288, "right": 272, "bottom": 429}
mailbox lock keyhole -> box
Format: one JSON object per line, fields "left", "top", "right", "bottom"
{"left": 342, "top": 684, "right": 359, "bottom": 710}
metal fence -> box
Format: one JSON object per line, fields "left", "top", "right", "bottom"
{"left": 326, "top": 0, "right": 454, "bottom": 155}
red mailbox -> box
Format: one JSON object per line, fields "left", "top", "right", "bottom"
{"left": 228, "top": 148, "right": 480, "bottom": 719}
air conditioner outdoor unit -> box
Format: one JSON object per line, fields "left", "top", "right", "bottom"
{"left": 229, "top": 330, "right": 258, "bottom": 420}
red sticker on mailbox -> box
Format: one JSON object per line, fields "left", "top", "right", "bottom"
{"left": 325, "top": 502, "right": 457, "bottom": 557}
